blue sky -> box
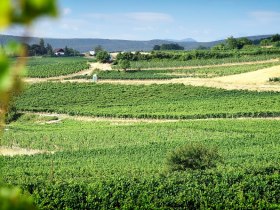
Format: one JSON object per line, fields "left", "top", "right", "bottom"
{"left": 3, "top": 0, "right": 280, "bottom": 41}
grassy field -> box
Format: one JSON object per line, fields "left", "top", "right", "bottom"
{"left": 16, "top": 83, "right": 280, "bottom": 119}
{"left": 26, "top": 57, "right": 90, "bottom": 78}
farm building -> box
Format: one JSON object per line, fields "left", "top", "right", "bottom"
{"left": 54, "top": 48, "right": 65, "bottom": 56}
{"left": 89, "top": 51, "right": 96, "bottom": 56}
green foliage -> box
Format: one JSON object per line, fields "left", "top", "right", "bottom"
{"left": 5, "top": 104, "right": 21, "bottom": 124}
{"left": 157, "top": 43, "right": 185, "bottom": 50}
{"left": 96, "top": 51, "right": 110, "bottom": 63}
{"left": 271, "top": 34, "right": 280, "bottom": 42}
{"left": 153, "top": 44, "right": 160, "bottom": 50}
{"left": 260, "top": 39, "right": 272, "bottom": 46}
{"left": 127, "top": 54, "right": 280, "bottom": 69}
{"left": 15, "top": 83, "right": 280, "bottom": 119}
{"left": 63, "top": 46, "right": 79, "bottom": 56}
{"left": 100, "top": 62, "right": 280, "bottom": 79}
{"left": 0, "top": 187, "right": 37, "bottom": 210}
{"left": 26, "top": 57, "right": 89, "bottom": 78}
{"left": 0, "top": 0, "right": 57, "bottom": 27}
{"left": 94, "top": 45, "right": 103, "bottom": 54}
{"left": 269, "top": 77, "right": 280, "bottom": 82}
{"left": 1, "top": 119, "right": 280, "bottom": 208}
{"left": 273, "top": 41, "right": 280, "bottom": 48}
{"left": 29, "top": 171, "right": 280, "bottom": 209}
{"left": 118, "top": 59, "right": 131, "bottom": 71}
{"left": 166, "top": 143, "right": 222, "bottom": 171}
{"left": 224, "top": 37, "right": 253, "bottom": 49}
{"left": 115, "top": 48, "right": 280, "bottom": 65}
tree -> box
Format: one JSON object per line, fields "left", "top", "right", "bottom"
{"left": 39, "top": 38, "right": 47, "bottom": 55}
{"left": 225, "top": 36, "right": 239, "bottom": 49}
{"left": 211, "top": 43, "right": 226, "bottom": 50}
{"left": 96, "top": 51, "right": 110, "bottom": 63}
{"left": 271, "top": 34, "right": 280, "bottom": 42}
{"left": 94, "top": 45, "right": 103, "bottom": 54}
{"left": 46, "top": 43, "right": 54, "bottom": 56}
{"left": 153, "top": 45, "right": 160, "bottom": 50}
{"left": 160, "top": 43, "right": 184, "bottom": 50}
{"left": 238, "top": 37, "right": 253, "bottom": 47}
{"left": 118, "top": 59, "right": 131, "bottom": 71}
{"left": 260, "top": 39, "right": 271, "bottom": 46}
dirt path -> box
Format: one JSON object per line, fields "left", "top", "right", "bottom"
{"left": 24, "top": 61, "right": 280, "bottom": 92}
{"left": 95, "top": 64, "right": 280, "bottom": 92}
{"left": 0, "top": 146, "right": 53, "bottom": 156}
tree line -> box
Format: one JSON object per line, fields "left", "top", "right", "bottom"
{"left": 23, "top": 38, "right": 80, "bottom": 56}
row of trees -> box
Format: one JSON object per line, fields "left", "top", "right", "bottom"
{"left": 24, "top": 39, "right": 80, "bottom": 56}
{"left": 260, "top": 34, "right": 280, "bottom": 47}
{"left": 153, "top": 43, "right": 184, "bottom": 51}
{"left": 212, "top": 34, "right": 280, "bottom": 50}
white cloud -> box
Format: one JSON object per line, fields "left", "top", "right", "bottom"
{"left": 249, "top": 11, "right": 280, "bottom": 23}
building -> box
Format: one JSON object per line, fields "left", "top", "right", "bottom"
{"left": 54, "top": 48, "right": 65, "bottom": 56}
{"left": 89, "top": 51, "right": 96, "bottom": 56}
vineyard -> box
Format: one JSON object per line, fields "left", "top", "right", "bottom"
{"left": 26, "top": 57, "right": 90, "bottom": 78}
{"left": 73, "top": 62, "right": 280, "bottom": 80}
{"left": 1, "top": 52, "right": 280, "bottom": 209}
{"left": 15, "top": 83, "right": 280, "bottom": 119}
{"left": 125, "top": 54, "right": 280, "bottom": 69}
{"left": 1, "top": 117, "right": 280, "bottom": 208}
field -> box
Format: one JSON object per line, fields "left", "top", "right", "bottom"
{"left": 26, "top": 57, "right": 90, "bottom": 78}
{"left": 1, "top": 116, "right": 280, "bottom": 209}
{"left": 123, "top": 54, "right": 280, "bottom": 69}
{"left": 1, "top": 52, "right": 280, "bottom": 209}
{"left": 73, "top": 61, "right": 280, "bottom": 80}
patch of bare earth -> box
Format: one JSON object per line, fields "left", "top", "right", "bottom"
{"left": 98, "top": 65, "right": 280, "bottom": 92}
{"left": 0, "top": 146, "right": 53, "bottom": 156}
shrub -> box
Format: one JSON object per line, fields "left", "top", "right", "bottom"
{"left": 5, "top": 105, "right": 21, "bottom": 124}
{"left": 96, "top": 51, "right": 110, "bottom": 63}
{"left": 166, "top": 143, "right": 222, "bottom": 171}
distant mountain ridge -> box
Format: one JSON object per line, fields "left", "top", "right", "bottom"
{"left": 0, "top": 34, "right": 274, "bottom": 52}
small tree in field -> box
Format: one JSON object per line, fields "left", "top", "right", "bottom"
{"left": 96, "top": 51, "right": 110, "bottom": 63}
{"left": 118, "top": 59, "right": 131, "bottom": 71}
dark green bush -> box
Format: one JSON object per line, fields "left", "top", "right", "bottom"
{"left": 5, "top": 105, "right": 21, "bottom": 124}
{"left": 166, "top": 143, "right": 222, "bottom": 171}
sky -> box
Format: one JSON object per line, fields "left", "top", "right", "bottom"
{"left": 2, "top": 0, "right": 280, "bottom": 42}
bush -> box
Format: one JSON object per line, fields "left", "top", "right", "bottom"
{"left": 5, "top": 105, "right": 21, "bottom": 124}
{"left": 166, "top": 143, "right": 222, "bottom": 171}
{"left": 96, "top": 51, "right": 110, "bottom": 63}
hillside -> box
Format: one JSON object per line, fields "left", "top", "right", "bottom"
{"left": 1, "top": 34, "right": 273, "bottom": 52}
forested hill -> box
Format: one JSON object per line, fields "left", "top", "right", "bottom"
{"left": 0, "top": 34, "right": 273, "bottom": 52}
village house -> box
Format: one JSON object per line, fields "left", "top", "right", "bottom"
{"left": 54, "top": 48, "right": 65, "bottom": 56}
